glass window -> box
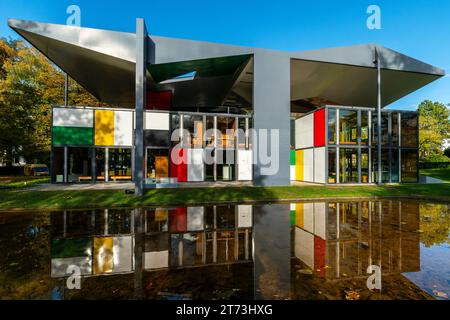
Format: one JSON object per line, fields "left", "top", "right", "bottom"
{"left": 217, "top": 117, "right": 236, "bottom": 149}
{"left": 371, "top": 148, "right": 389, "bottom": 183}
{"left": 205, "top": 116, "right": 215, "bottom": 148}
{"left": 171, "top": 114, "right": 181, "bottom": 148}
{"left": 361, "top": 149, "right": 369, "bottom": 183}
{"left": 290, "top": 118, "right": 296, "bottom": 149}
{"left": 372, "top": 112, "right": 378, "bottom": 145}
{"left": 52, "top": 147, "right": 64, "bottom": 182}
{"left": 183, "top": 115, "right": 203, "bottom": 148}
{"left": 328, "top": 148, "right": 337, "bottom": 183}
{"left": 205, "top": 148, "right": 215, "bottom": 181}
{"left": 238, "top": 117, "right": 248, "bottom": 149}
{"left": 401, "top": 113, "right": 418, "bottom": 147}
{"left": 339, "top": 148, "right": 358, "bottom": 183}
{"left": 95, "top": 148, "right": 106, "bottom": 182}
{"left": 391, "top": 149, "right": 399, "bottom": 183}
{"left": 339, "top": 110, "right": 358, "bottom": 145}
{"left": 401, "top": 149, "right": 418, "bottom": 182}
{"left": 108, "top": 148, "right": 132, "bottom": 181}
{"left": 361, "top": 111, "right": 369, "bottom": 145}
{"left": 146, "top": 148, "right": 169, "bottom": 182}
{"left": 216, "top": 149, "right": 235, "bottom": 181}
{"left": 67, "top": 147, "right": 93, "bottom": 183}
{"left": 392, "top": 113, "right": 399, "bottom": 146}
{"left": 381, "top": 113, "right": 389, "bottom": 145}
{"left": 328, "top": 108, "right": 337, "bottom": 145}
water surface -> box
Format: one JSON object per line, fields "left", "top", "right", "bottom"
{"left": 0, "top": 199, "right": 448, "bottom": 300}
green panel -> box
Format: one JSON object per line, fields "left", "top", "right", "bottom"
{"left": 290, "top": 210, "right": 296, "bottom": 226}
{"left": 290, "top": 150, "right": 296, "bottom": 165}
{"left": 51, "top": 238, "right": 92, "bottom": 258}
{"left": 148, "top": 54, "right": 251, "bottom": 83}
{"left": 53, "top": 126, "right": 93, "bottom": 145}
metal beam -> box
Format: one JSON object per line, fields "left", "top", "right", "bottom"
{"left": 134, "top": 18, "right": 147, "bottom": 196}
{"left": 375, "top": 48, "right": 382, "bottom": 185}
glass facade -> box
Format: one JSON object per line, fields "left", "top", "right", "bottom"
{"left": 52, "top": 108, "right": 251, "bottom": 184}
{"left": 339, "top": 110, "right": 358, "bottom": 145}
{"left": 324, "top": 106, "right": 418, "bottom": 184}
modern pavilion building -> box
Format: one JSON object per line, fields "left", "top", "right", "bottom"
{"left": 8, "top": 18, "right": 445, "bottom": 190}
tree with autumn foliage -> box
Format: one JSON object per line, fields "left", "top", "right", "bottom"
{"left": 0, "top": 38, "right": 107, "bottom": 166}
{"left": 418, "top": 100, "right": 450, "bottom": 161}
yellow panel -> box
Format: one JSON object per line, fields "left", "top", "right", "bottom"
{"left": 295, "top": 203, "right": 304, "bottom": 228}
{"left": 295, "top": 150, "right": 304, "bottom": 181}
{"left": 93, "top": 237, "right": 113, "bottom": 274}
{"left": 95, "top": 110, "right": 114, "bottom": 146}
{"left": 155, "top": 208, "right": 168, "bottom": 221}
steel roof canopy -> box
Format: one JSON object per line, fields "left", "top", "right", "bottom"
{"left": 8, "top": 18, "right": 446, "bottom": 109}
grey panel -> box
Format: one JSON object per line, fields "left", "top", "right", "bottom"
{"left": 253, "top": 52, "right": 291, "bottom": 186}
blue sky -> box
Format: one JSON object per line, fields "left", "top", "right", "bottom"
{"left": 1, "top": 0, "right": 449, "bottom": 110}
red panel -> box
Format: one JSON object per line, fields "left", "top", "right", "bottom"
{"left": 314, "top": 108, "right": 326, "bottom": 147}
{"left": 170, "top": 148, "right": 187, "bottom": 182}
{"left": 314, "top": 235, "right": 326, "bottom": 277}
{"left": 169, "top": 208, "right": 187, "bottom": 232}
{"left": 147, "top": 91, "right": 172, "bottom": 110}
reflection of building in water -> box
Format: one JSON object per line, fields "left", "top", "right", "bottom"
{"left": 291, "top": 201, "right": 421, "bottom": 279}
{"left": 50, "top": 205, "right": 253, "bottom": 278}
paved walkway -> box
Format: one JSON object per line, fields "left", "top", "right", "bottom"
{"left": 30, "top": 181, "right": 254, "bottom": 191}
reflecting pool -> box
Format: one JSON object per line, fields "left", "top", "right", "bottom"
{"left": 0, "top": 200, "right": 448, "bottom": 300}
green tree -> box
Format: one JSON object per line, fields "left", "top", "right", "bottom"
{"left": 418, "top": 100, "right": 450, "bottom": 159}
{"left": 0, "top": 38, "right": 107, "bottom": 165}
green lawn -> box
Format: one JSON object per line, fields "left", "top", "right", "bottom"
{"left": 420, "top": 168, "right": 450, "bottom": 182}
{"left": 1, "top": 184, "right": 450, "bottom": 210}
{"left": 0, "top": 176, "right": 50, "bottom": 189}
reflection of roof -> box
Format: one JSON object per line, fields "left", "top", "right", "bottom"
{"left": 8, "top": 19, "right": 445, "bottom": 108}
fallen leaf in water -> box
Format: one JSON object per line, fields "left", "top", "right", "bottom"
{"left": 298, "top": 269, "right": 313, "bottom": 275}
{"left": 415, "top": 229, "right": 424, "bottom": 233}
{"left": 324, "top": 265, "right": 332, "bottom": 269}
{"left": 432, "top": 290, "right": 448, "bottom": 299}
{"left": 345, "top": 290, "right": 360, "bottom": 300}
{"left": 341, "top": 273, "right": 348, "bottom": 277}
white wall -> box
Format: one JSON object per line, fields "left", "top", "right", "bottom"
{"left": 112, "top": 236, "right": 133, "bottom": 272}
{"left": 294, "top": 227, "right": 314, "bottom": 269}
{"left": 187, "top": 149, "right": 204, "bottom": 181}
{"left": 144, "top": 251, "right": 169, "bottom": 269}
{"left": 313, "top": 202, "right": 327, "bottom": 240}
{"left": 144, "top": 111, "right": 170, "bottom": 130}
{"left": 237, "top": 150, "right": 253, "bottom": 181}
{"left": 238, "top": 205, "right": 252, "bottom": 228}
{"left": 114, "top": 111, "right": 133, "bottom": 146}
{"left": 295, "top": 113, "right": 314, "bottom": 149}
{"left": 303, "top": 148, "right": 314, "bottom": 182}
{"left": 314, "top": 147, "right": 326, "bottom": 184}
{"left": 53, "top": 108, "right": 93, "bottom": 127}
{"left": 187, "top": 206, "right": 204, "bottom": 231}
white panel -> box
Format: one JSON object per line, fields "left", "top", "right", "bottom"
{"left": 144, "top": 112, "right": 170, "bottom": 130}
{"left": 188, "top": 149, "right": 204, "bottom": 181}
{"left": 114, "top": 111, "right": 133, "bottom": 146}
{"left": 303, "top": 149, "right": 314, "bottom": 182}
{"left": 294, "top": 227, "right": 314, "bottom": 269}
{"left": 295, "top": 114, "right": 314, "bottom": 149}
{"left": 53, "top": 108, "right": 93, "bottom": 127}
{"left": 237, "top": 150, "right": 253, "bottom": 181}
{"left": 314, "top": 147, "right": 326, "bottom": 183}
{"left": 290, "top": 203, "right": 296, "bottom": 211}
{"left": 314, "top": 202, "right": 327, "bottom": 239}
{"left": 144, "top": 251, "right": 169, "bottom": 269}
{"left": 290, "top": 165, "right": 296, "bottom": 181}
{"left": 112, "top": 236, "right": 133, "bottom": 272}
{"left": 51, "top": 256, "right": 92, "bottom": 277}
{"left": 302, "top": 202, "right": 314, "bottom": 233}
{"left": 187, "top": 206, "right": 204, "bottom": 231}
{"left": 238, "top": 205, "right": 252, "bottom": 228}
